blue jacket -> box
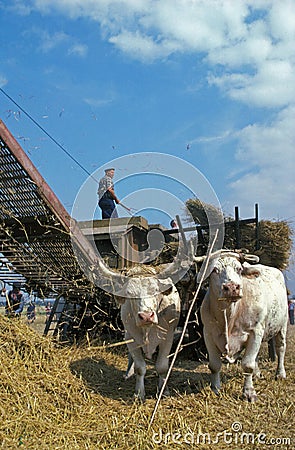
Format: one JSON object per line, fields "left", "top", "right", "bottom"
{"left": 6, "top": 290, "right": 25, "bottom": 315}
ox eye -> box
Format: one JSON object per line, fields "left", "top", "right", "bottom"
{"left": 213, "top": 267, "right": 220, "bottom": 274}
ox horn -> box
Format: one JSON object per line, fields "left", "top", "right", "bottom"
{"left": 192, "top": 255, "right": 207, "bottom": 263}
{"left": 243, "top": 254, "right": 259, "bottom": 263}
{"left": 193, "top": 249, "right": 259, "bottom": 264}
{"left": 90, "top": 256, "right": 125, "bottom": 290}
{"left": 193, "top": 249, "right": 227, "bottom": 263}
{"left": 218, "top": 250, "right": 259, "bottom": 264}
{"left": 96, "top": 257, "right": 120, "bottom": 277}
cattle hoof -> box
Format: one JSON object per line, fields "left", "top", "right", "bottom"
{"left": 123, "top": 370, "right": 135, "bottom": 380}
{"left": 275, "top": 372, "right": 286, "bottom": 380}
{"left": 133, "top": 393, "right": 145, "bottom": 403}
{"left": 211, "top": 387, "right": 220, "bottom": 396}
{"left": 242, "top": 392, "right": 257, "bottom": 402}
{"left": 159, "top": 388, "right": 170, "bottom": 398}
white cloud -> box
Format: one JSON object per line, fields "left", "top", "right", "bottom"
{"left": 6, "top": 0, "right": 33, "bottom": 16}
{"left": 83, "top": 96, "right": 114, "bottom": 108}
{"left": 206, "top": 34, "right": 273, "bottom": 68}
{"left": 237, "top": 60, "right": 295, "bottom": 107}
{"left": 30, "top": 0, "right": 149, "bottom": 23}
{"left": 228, "top": 106, "right": 295, "bottom": 219}
{"left": 236, "top": 106, "right": 295, "bottom": 166}
{"left": 109, "top": 31, "right": 181, "bottom": 62}
{"left": 229, "top": 169, "right": 293, "bottom": 220}
{"left": 22, "top": 26, "right": 71, "bottom": 53}
{"left": 18, "top": 0, "right": 295, "bottom": 110}
{"left": 208, "top": 59, "right": 295, "bottom": 108}
{"left": 25, "top": 27, "right": 88, "bottom": 58}
{"left": 193, "top": 129, "right": 234, "bottom": 144}
{"left": 68, "top": 43, "right": 88, "bottom": 57}
{"left": 268, "top": 0, "right": 295, "bottom": 41}
{"left": 37, "top": 30, "right": 70, "bottom": 53}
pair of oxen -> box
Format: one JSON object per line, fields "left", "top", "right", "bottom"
{"left": 97, "top": 249, "right": 288, "bottom": 403}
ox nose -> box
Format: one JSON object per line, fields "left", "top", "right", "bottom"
{"left": 222, "top": 282, "right": 241, "bottom": 297}
{"left": 138, "top": 311, "right": 156, "bottom": 324}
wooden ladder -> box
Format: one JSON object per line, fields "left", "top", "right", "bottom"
{"left": 43, "top": 294, "right": 66, "bottom": 337}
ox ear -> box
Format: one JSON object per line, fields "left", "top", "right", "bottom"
{"left": 242, "top": 266, "right": 261, "bottom": 279}
{"left": 158, "top": 277, "right": 174, "bottom": 295}
{"left": 114, "top": 295, "right": 126, "bottom": 306}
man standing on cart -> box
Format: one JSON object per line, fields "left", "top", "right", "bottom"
{"left": 98, "top": 168, "right": 120, "bottom": 219}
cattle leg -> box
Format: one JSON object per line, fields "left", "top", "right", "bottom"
{"left": 128, "top": 346, "right": 146, "bottom": 401}
{"left": 124, "top": 352, "right": 135, "bottom": 380}
{"left": 155, "top": 333, "right": 174, "bottom": 397}
{"left": 274, "top": 328, "right": 287, "bottom": 379}
{"left": 254, "top": 356, "right": 261, "bottom": 378}
{"left": 241, "top": 332, "right": 263, "bottom": 402}
{"left": 204, "top": 338, "right": 222, "bottom": 394}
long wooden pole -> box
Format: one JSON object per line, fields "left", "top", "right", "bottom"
{"left": 149, "top": 229, "right": 219, "bottom": 426}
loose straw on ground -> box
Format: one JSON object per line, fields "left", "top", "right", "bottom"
{"left": 149, "top": 230, "right": 219, "bottom": 426}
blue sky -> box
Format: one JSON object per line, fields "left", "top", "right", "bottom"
{"left": 0, "top": 0, "right": 294, "bottom": 288}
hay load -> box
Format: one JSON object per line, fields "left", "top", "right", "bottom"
{"left": 186, "top": 198, "right": 293, "bottom": 270}
{"left": 254, "top": 220, "right": 293, "bottom": 269}
{"left": 186, "top": 198, "right": 223, "bottom": 227}
{"left": 150, "top": 241, "right": 179, "bottom": 265}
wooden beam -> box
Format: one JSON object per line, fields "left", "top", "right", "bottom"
{"left": 234, "top": 206, "right": 241, "bottom": 249}
{"left": 176, "top": 215, "right": 187, "bottom": 250}
{"left": 255, "top": 203, "right": 260, "bottom": 251}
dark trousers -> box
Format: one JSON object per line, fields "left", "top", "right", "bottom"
{"left": 98, "top": 198, "right": 118, "bottom": 219}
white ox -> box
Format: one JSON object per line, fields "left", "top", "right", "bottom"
{"left": 115, "top": 266, "right": 181, "bottom": 401}
{"left": 198, "top": 251, "right": 288, "bottom": 402}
